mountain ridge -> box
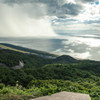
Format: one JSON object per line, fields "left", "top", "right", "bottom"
{"left": 0, "top": 43, "right": 99, "bottom": 69}
{"left": 0, "top": 43, "right": 58, "bottom": 59}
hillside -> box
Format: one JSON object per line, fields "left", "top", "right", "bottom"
{"left": 0, "top": 43, "right": 100, "bottom": 100}
{"left": 0, "top": 43, "right": 78, "bottom": 68}
{"left": 0, "top": 43, "right": 58, "bottom": 58}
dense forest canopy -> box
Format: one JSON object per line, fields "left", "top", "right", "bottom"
{"left": 0, "top": 44, "right": 100, "bottom": 100}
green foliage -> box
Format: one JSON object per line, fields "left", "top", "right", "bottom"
{"left": 1, "top": 48, "right": 100, "bottom": 100}
{"left": 0, "top": 43, "right": 57, "bottom": 58}
{"left": 0, "top": 83, "right": 5, "bottom": 89}
{"left": 0, "top": 79, "right": 99, "bottom": 100}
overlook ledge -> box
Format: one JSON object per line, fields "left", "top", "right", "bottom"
{"left": 31, "top": 91, "right": 91, "bottom": 100}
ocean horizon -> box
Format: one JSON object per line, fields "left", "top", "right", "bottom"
{"left": 0, "top": 36, "right": 100, "bottom": 61}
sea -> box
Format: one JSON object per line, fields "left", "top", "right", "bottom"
{"left": 0, "top": 36, "right": 100, "bottom": 61}
{"left": 0, "top": 37, "right": 66, "bottom": 53}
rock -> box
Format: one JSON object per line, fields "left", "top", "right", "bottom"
{"left": 31, "top": 91, "right": 91, "bottom": 100}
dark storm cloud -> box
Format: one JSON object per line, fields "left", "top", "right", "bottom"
{"left": 57, "top": 3, "right": 82, "bottom": 17}
{"left": 1, "top": 0, "right": 83, "bottom": 18}
{"left": 79, "top": 0, "right": 95, "bottom": 3}
{"left": 2, "top": 0, "right": 95, "bottom": 4}
{"left": 85, "top": 20, "right": 100, "bottom": 24}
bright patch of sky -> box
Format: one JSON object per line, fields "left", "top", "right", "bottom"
{"left": 76, "top": 2, "right": 100, "bottom": 22}
{"left": 52, "top": 0, "right": 100, "bottom": 36}
{"left": 65, "top": 36, "right": 100, "bottom": 47}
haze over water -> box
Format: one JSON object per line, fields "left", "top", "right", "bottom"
{"left": 1, "top": 33, "right": 100, "bottom": 61}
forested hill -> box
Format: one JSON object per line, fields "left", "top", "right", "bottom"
{"left": 0, "top": 43, "right": 99, "bottom": 69}
{"left": 0, "top": 43, "right": 100, "bottom": 100}
{"left": 0, "top": 43, "right": 58, "bottom": 58}
{"left": 0, "top": 49, "right": 77, "bottom": 68}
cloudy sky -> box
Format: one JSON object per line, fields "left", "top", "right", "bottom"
{"left": 0, "top": 0, "right": 100, "bottom": 60}
{"left": 0, "top": 0, "right": 100, "bottom": 37}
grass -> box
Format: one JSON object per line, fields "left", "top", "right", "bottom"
{"left": 0, "top": 94, "right": 34, "bottom": 100}
{"left": 0, "top": 45, "right": 36, "bottom": 55}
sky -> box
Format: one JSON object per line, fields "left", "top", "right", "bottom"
{"left": 0, "top": 0, "right": 100, "bottom": 37}
{"left": 0, "top": 0, "right": 100, "bottom": 60}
